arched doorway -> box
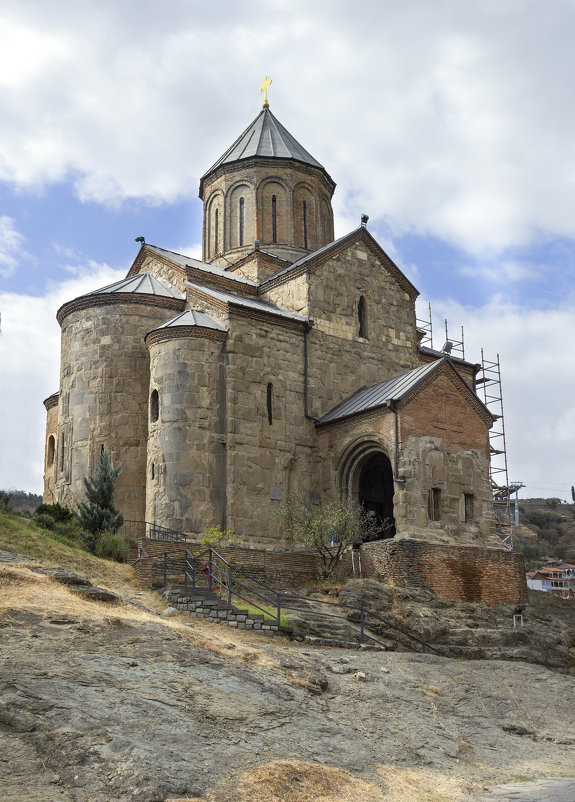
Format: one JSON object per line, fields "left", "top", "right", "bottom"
{"left": 339, "top": 440, "right": 396, "bottom": 541}
{"left": 358, "top": 452, "right": 396, "bottom": 539}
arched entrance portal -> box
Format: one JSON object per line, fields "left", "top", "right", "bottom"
{"left": 339, "top": 441, "right": 396, "bottom": 541}
{"left": 358, "top": 452, "right": 396, "bottom": 539}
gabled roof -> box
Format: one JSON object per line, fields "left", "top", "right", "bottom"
{"left": 185, "top": 280, "right": 309, "bottom": 325}
{"left": 318, "top": 358, "right": 494, "bottom": 426}
{"left": 318, "top": 362, "right": 439, "bottom": 425}
{"left": 86, "top": 273, "right": 184, "bottom": 300}
{"left": 201, "top": 108, "right": 327, "bottom": 184}
{"left": 150, "top": 309, "right": 228, "bottom": 332}
{"left": 259, "top": 226, "right": 419, "bottom": 300}
{"left": 142, "top": 244, "right": 257, "bottom": 287}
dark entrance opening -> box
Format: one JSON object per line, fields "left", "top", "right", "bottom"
{"left": 358, "top": 452, "right": 395, "bottom": 539}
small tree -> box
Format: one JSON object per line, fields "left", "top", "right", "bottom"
{"left": 78, "top": 448, "right": 124, "bottom": 551}
{"left": 277, "top": 492, "right": 390, "bottom": 576}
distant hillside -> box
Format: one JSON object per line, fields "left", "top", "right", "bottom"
{"left": 514, "top": 498, "right": 575, "bottom": 565}
{"left": 0, "top": 489, "right": 42, "bottom": 515}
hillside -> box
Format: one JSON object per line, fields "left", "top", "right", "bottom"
{"left": 1, "top": 511, "right": 574, "bottom": 802}
{"left": 513, "top": 499, "right": 575, "bottom": 565}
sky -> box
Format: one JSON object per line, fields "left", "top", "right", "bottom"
{"left": 0, "top": 0, "right": 573, "bottom": 501}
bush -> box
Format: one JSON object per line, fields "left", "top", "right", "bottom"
{"left": 34, "top": 502, "right": 74, "bottom": 523}
{"left": 32, "top": 512, "right": 57, "bottom": 531}
{"left": 94, "top": 534, "right": 130, "bottom": 562}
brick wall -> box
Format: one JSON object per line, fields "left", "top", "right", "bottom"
{"left": 132, "top": 537, "right": 320, "bottom": 587}
{"left": 357, "top": 539, "right": 527, "bottom": 605}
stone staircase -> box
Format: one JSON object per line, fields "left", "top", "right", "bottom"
{"left": 161, "top": 586, "right": 293, "bottom": 638}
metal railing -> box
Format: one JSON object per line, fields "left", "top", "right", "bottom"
{"left": 119, "top": 519, "right": 187, "bottom": 542}
{"left": 172, "top": 547, "right": 443, "bottom": 655}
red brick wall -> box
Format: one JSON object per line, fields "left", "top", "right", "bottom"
{"left": 132, "top": 538, "right": 320, "bottom": 587}
{"left": 400, "top": 370, "right": 490, "bottom": 458}
{"left": 358, "top": 539, "right": 527, "bottom": 605}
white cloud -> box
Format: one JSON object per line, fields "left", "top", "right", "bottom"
{"left": 0, "top": 216, "right": 29, "bottom": 278}
{"left": 0, "top": 2, "right": 573, "bottom": 256}
{"left": 459, "top": 260, "right": 541, "bottom": 283}
{"left": 0, "top": 263, "right": 125, "bottom": 492}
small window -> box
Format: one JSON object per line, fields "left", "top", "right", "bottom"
{"left": 150, "top": 389, "right": 159, "bottom": 422}
{"left": 358, "top": 295, "right": 368, "bottom": 338}
{"left": 239, "top": 197, "right": 245, "bottom": 246}
{"left": 428, "top": 487, "right": 441, "bottom": 521}
{"left": 272, "top": 195, "right": 277, "bottom": 244}
{"left": 303, "top": 200, "right": 308, "bottom": 249}
{"left": 266, "top": 383, "right": 273, "bottom": 425}
{"left": 151, "top": 463, "right": 155, "bottom": 480}
{"left": 464, "top": 493, "right": 474, "bottom": 522}
{"left": 47, "top": 435, "right": 55, "bottom": 467}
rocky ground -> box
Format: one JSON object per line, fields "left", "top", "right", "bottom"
{"left": 1, "top": 557, "right": 575, "bottom": 801}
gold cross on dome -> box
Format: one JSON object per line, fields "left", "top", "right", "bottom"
{"left": 260, "top": 76, "right": 272, "bottom": 108}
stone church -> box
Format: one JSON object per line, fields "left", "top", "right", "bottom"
{"left": 43, "top": 97, "right": 515, "bottom": 584}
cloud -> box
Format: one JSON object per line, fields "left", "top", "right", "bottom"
{"left": 459, "top": 260, "right": 541, "bottom": 283}
{"left": 0, "top": 216, "right": 29, "bottom": 278}
{"left": 0, "top": 263, "right": 125, "bottom": 492}
{"left": 0, "top": 2, "right": 574, "bottom": 257}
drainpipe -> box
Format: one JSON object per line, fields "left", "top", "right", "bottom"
{"left": 387, "top": 400, "right": 405, "bottom": 483}
{"left": 304, "top": 322, "right": 320, "bottom": 422}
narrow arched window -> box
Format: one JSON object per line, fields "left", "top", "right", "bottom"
{"left": 303, "top": 200, "right": 308, "bottom": 249}
{"left": 358, "top": 295, "right": 368, "bottom": 338}
{"left": 266, "top": 383, "right": 273, "bottom": 425}
{"left": 150, "top": 389, "right": 159, "bottom": 422}
{"left": 272, "top": 195, "right": 277, "bottom": 244}
{"left": 47, "top": 435, "right": 55, "bottom": 467}
{"left": 239, "top": 197, "right": 245, "bottom": 246}
{"left": 151, "top": 463, "right": 155, "bottom": 480}
{"left": 214, "top": 208, "right": 219, "bottom": 254}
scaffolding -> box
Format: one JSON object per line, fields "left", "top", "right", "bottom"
{"left": 416, "top": 302, "right": 433, "bottom": 349}
{"left": 444, "top": 319, "right": 465, "bottom": 360}
{"left": 476, "top": 351, "right": 513, "bottom": 550}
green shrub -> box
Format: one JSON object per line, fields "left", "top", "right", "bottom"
{"left": 34, "top": 502, "right": 74, "bottom": 523}
{"left": 94, "top": 534, "right": 130, "bottom": 562}
{"left": 32, "top": 512, "right": 57, "bottom": 531}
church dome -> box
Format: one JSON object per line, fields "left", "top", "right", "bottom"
{"left": 199, "top": 105, "right": 336, "bottom": 269}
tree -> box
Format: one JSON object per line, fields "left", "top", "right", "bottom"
{"left": 77, "top": 448, "right": 124, "bottom": 550}
{"left": 277, "top": 492, "right": 390, "bottom": 575}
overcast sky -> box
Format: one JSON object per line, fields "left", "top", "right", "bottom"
{"left": 0, "top": 0, "right": 573, "bottom": 501}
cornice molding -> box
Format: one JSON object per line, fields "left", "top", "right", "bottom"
{"left": 57, "top": 293, "right": 185, "bottom": 326}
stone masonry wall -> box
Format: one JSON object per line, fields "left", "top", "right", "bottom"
{"left": 42, "top": 397, "right": 59, "bottom": 504}
{"left": 358, "top": 539, "right": 528, "bottom": 606}
{"left": 55, "top": 301, "right": 178, "bottom": 521}
{"left": 146, "top": 332, "right": 227, "bottom": 534}
{"left": 224, "top": 315, "right": 318, "bottom": 545}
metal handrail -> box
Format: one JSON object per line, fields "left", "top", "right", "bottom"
{"left": 120, "top": 519, "right": 187, "bottom": 542}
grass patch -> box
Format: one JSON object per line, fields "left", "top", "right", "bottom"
{"left": 0, "top": 509, "right": 135, "bottom": 594}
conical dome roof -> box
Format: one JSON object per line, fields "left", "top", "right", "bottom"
{"left": 201, "top": 108, "right": 328, "bottom": 186}
{"left": 86, "top": 273, "right": 184, "bottom": 300}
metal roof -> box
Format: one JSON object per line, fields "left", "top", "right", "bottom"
{"left": 151, "top": 309, "right": 228, "bottom": 332}
{"left": 202, "top": 108, "right": 325, "bottom": 179}
{"left": 145, "top": 244, "right": 257, "bottom": 287}
{"left": 318, "top": 361, "right": 441, "bottom": 424}
{"left": 185, "top": 280, "right": 309, "bottom": 324}
{"left": 86, "top": 273, "right": 184, "bottom": 300}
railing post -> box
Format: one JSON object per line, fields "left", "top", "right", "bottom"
{"left": 228, "top": 564, "right": 233, "bottom": 606}
{"left": 208, "top": 549, "right": 213, "bottom": 592}
{"left": 192, "top": 555, "right": 196, "bottom": 588}
{"left": 164, "top": 552, "right": 167, "bottom": 587}
{"left": 184, "top": 550, "right": 188, "bottom": 588}
{"left": 360, "top": 608, "right": 365, "bottom": 643}
{"left": 276, "top": 593, "right": 281, "bottom": 624}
